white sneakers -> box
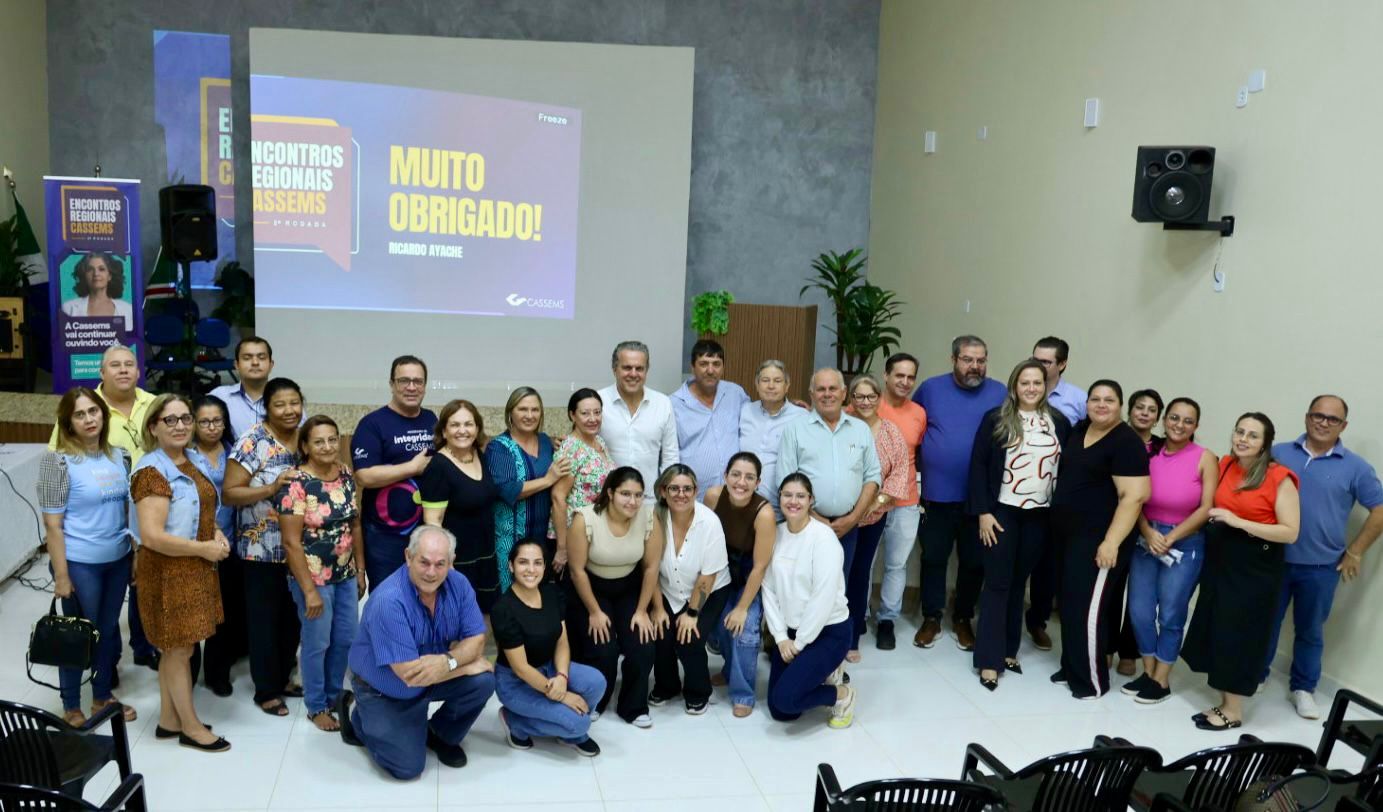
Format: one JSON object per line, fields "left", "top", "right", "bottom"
{"left": 1291, "top": 690, "right": 1321, "bottom": 720}
{"left": 631, "top": 714, "right": 653, "bottom": 728}
{"left": 829, "top": 685, "right": 857, "bottom": 729}
{"left": 824, "top": 665, "right": 845, "bottom": 687}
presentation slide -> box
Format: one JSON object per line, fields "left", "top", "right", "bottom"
{"left": 251, "top": 77, "right": 582, "bottom": 318}
{"left": 250, "top": 29, "right": 693, "bottom": 405}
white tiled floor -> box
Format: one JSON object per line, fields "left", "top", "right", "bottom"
{"left": 0, "top": 568, "right": 1360, "bottom": 811}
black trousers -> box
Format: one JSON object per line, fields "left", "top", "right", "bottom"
{"left": 202, "top": 553, "right": 248, "bottom": 688}
{"left": 651, "top": 585, "right": 733, "bottom": 707}
{"left": 1025, "top": 539, "right": 1059, "bottom": 630}
{"left": 567, "top": 569, "right": 655, "bottom": 722}
{"left": 919, "top": 501, "right": 984, "bottom": 621}
{"left": 1054, "top": 510, "right": 1122, "bottom": 698}
{"left": 1102, "top": 542, "right": 1140, "bottom": 661}
{"left": 974, "top": 505, "right": 1049, "bottom": 671}
{"left": 242, "top": 560, "right": 301, "bottom": 705}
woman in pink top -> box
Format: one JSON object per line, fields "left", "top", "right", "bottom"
{"left": 843, "top": 374, "right": 911, "bottom": 663}
{"left": 1121, "top": 397, "right": 1219, "bottom": 704}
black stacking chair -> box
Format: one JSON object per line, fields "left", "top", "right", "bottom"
{"left": 961, "top": 736, "right": 1163, "bottom": 812}
{"left": 0, "top": 777, "right": 146, "bottom": 811}
{"left": 0, "top": 700, "right": 131, "bottom": 801}
{"left": 1122, "top": 734, "right": 1315, "bottom": 811}
{"left": 814, "top": 762, "right": 1006, "bottom": 811}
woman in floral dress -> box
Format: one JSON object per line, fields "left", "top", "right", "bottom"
{"left": 550, "top": 388, "right": 615, "bottom": 577}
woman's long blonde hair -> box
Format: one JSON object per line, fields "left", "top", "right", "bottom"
{"left": 993, "top": 359, "right": 1055, "bottom": 447}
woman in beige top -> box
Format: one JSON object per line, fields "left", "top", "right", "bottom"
{"left": 567, "top": 466, "right": 663, "bottom": 727}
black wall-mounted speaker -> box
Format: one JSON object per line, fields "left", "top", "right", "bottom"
{"left": 1132, "top": 146, "right": 1216, "bottom": 224}
{"left": 158, "top": 184, "right": 218, "bottom": 263}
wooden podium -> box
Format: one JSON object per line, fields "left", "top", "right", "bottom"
{"left": 702, "top": 303, "right": 817, "bottom": 402}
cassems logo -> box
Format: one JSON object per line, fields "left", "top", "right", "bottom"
{"left": 506, "top": 293, "right": 565, "bottom": 310}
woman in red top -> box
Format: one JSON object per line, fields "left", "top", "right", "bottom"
{"left": 1181, "top": 412, "right": 1300, "bottom": 730}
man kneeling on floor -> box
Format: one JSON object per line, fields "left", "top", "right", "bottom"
{"left": 338, "top": 524, "right": 495, "bottom": 779}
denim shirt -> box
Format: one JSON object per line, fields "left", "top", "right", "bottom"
{"left": 129, "top": 447, "right": 219, "bottom": 545}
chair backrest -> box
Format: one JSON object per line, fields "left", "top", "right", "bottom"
{"left": 0, "top": 780, "right": 93, "bottom": 810}
{"left": 1015, "top": 744, "right": 1164, "bottom": 812}
{"left": 0, "top": 702, "right": 64, "bottom": 790}
{"left": 837, "top": 777, "right": 1006, "bottom": 811}
{"left": 194, "top": 317, "right": 230, "bottom": 349}
{"left": 1168, "top": 739, "right": 1317, "bottom": 810}
{"left": 144, "top": 314, "right": 187, "bottom": 346}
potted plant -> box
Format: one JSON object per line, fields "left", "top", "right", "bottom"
{"left": 690, "top": 289, "right": 734, "bottom": 336}
{"left": 211, "top": 261, "right": 255, "bottom": 328}
{"left": 800, "top": 248, "right": 903, "bottom": 376}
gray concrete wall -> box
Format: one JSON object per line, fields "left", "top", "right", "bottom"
{"left": 46, "top": 0, "right": 880, "bottom": 370}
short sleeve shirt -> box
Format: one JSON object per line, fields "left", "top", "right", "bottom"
{"left": 276, "top": 469, "right": 359, "bottom": 586}
{"left": 351, "top": 405, "right": 437, "bottom": 536}
{"left": 230, "top": 423, "right": 300, "bottom": 562}
{"left": 490, "top": 582, "right": 566, "bottom": 670}
{"left": 1052, "top": 421, "right": 1149, "bottom": 530}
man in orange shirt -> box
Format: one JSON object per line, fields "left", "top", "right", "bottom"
{"left": 872, "top": 353, "right": 927, "bottom": 650}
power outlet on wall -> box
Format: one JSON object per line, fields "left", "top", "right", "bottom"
{"left": 1236, "top": 86, "right": 1250, "bottom": 108}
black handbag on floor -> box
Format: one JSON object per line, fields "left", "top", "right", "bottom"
{"left": 27, "top": 597, "right": 99, "bottom": 690}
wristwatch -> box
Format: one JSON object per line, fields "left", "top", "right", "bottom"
{"left": 446, "top": 655, "right": 458, "bottom": 671}
{"left": 685, "top": 606, "right": 700, "bottom": 619}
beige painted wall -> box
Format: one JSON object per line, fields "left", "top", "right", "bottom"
{"left": 871, "top": 1, "right": 1383, "bottom": 695}
{"left": 0, "top": 0, "right": 49, "bottom": 242}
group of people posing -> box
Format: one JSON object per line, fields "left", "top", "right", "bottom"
{"left": 37, "top": 332, "right": 1382, "bottom": 779}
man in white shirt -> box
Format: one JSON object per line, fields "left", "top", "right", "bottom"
{"left": 598, "top": 340, "right": 679, "bottom": 500}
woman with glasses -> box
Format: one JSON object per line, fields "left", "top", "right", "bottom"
{"left": 1109, "top": 389, "right": 1167, "bottom": 677}
{"left": 223, "top": 378, "right": 304, "bottom": 717}
{"left": 843, "top": 374, "right": 911, "bottom": 664}
{"left": 487, "top": 387, "right": 572, "bottom": 591}
{"left": 192, "top": 395, "right": 246, "bottom": 698}
{"left": 130, "top": 394, "right": 231, "bottom": 752}
{"left": 647, "top": 464, "right": 732, "bottom": 715}
{"left": 549, "top": 388, "right": 614, "bottom": 577}
{"left": 420, "top": 399, "right": 500, "bottom": 612}
{"left": 39, "top": 387, "right": 135, "bottom": 726}
{"left": 278, "top": 415, "right": 364, "bottom": 731}
{"left": 566, "top": 466, "right": 661, "bottom": 726}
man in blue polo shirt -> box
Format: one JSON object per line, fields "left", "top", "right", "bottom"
{"left": 338, "top": 525, "right": 495, "bottom": 779}
{"left": 1265, "top": 394, "right": 1383, "bottom": 720}
{"left": 912, "top": 336, "right": 1006, "bottom": 650}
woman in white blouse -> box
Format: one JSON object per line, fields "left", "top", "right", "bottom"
{"left": 762, "top": 473, "right": 856, "bottom": 728}
{"left": 647, "top": 464, "right": 733, "bottom": 715}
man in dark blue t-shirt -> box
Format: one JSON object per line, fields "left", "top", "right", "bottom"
{"left": 352, "top": 355, "right": 437, "bottom": 589}
{"left": 912, "top": 335, "right": 1006, "bottom": 651}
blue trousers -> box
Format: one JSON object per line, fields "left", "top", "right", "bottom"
{"left": 846, "top": 520, "right": 888, "bottom": 649}
{"left": 351, "top": 671, "right": 495, "bottom": 780}
{"left": 715, "top": 579, "right": 764, "bottom": 708}
{"left": 1262, "top": 562, "right": 1341, "bottom": 692}
{"left": 55, "top": 555, "right": 131, "bottom": 711}
{"left": 288, "top": 579, "right": 359, "bottom": 715}
{"left": 495, "top": 663, "right": 604, "bottom": 743}
{"left": 766, "top": 620, "right": 850, "bottom": 721}
{"left": 1127, "top": 523, "right": 1205, "bottom": 665}
{"left": 363, "top": 526, "right": 408, "bottom": 592}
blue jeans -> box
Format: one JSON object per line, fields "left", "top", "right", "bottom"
{"left": 55, "top": 555, "right": 132, "bottom": 711}
{"left": 495, "top": 662, "right": 604, "bottom": 743}
{"left": 877, "top": 504, "right": 921, "bottom": 622}
{"left": 1126, "top": 522, "right": 1205, "bottom": 665}
{"left": 350, "top": 670, "right": 495, "bottom": 780}
{"left": 846, "top": 520, "right": 888, "bottom": 648}
{"left": 288, "top": 579, "right": 359, "bottom": 715}
{"left": 716, "top": 579, "right": 764, "bottom": 708}
{"left": 1262, "top": 563, "right": 1341, "bottom": 692}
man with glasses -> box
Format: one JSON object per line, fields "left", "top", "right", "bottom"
{"left": 209, "top": 336, "right": 281, "bottom": 440}
{"left": 1264, "top": 395, "right": 1383, "bottom": 719}
{"left": 911, "top": 336, "right": 1005, "bottom": 650}
{"left": 777, "top": 368, "right": 881, "bottom": 578}
{"left": 48, "top": 344, "right": 160, "bottom": 671}
{"left": 353, "top": 355, "right": 438, "bottom": 590}
{"left": 1031, "top": 336, "right": 1086, "bottom": 425}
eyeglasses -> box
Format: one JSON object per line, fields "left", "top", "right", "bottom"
{"left": 160, "top": 414, "right": 195, "bottom": 427}
{"left": 197, "top": 418, "right": 224, "bottom": 428}
{"left": 851, "top": 392, "right": 879, "bottom": 403}
{"left": 665, "top": 484, "right": 695, "bottom": 495}
{"left": 393, "top": 377, "right": 426, "bottom": 389}
{"left": 1308, "top": 412, "right": 1345, "bottom": 427}
{"left": 957, "top": 356, "right": 987, "bottom": 367}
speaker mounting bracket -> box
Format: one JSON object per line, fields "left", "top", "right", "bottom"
{"left": 1163, "top": 215, "right": 1235, "bottom": 237}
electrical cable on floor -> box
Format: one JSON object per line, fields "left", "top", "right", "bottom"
{"left": 0, "top": 453, "right": 52, "bottom": 593}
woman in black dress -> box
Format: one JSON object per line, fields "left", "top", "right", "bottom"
{"left": 419, "top": 399, "right": 500, "bottom": 612}
{"left": 1048, "top": 380, "right": 1150, "bottom": 699}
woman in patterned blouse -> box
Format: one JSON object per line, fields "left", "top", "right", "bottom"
{"left": 549, "top": 388, "right": 614, "bottom": 576}
{"left": 279, "top": 415, "right": 364, "bottom": 731}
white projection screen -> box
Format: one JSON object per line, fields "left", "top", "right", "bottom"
{"left": 249, "top": 28, "right": 694, "bottom": 405}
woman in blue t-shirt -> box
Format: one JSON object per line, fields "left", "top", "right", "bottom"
{"left": 38, "top": 387, "right": 135, "bottom": 726}
{"left": 192, "top": 394, "right": 245, "bottom": 698}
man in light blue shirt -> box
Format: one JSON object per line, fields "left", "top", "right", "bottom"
{"left": 777, "top": 368, "right": 881, "bottom": 577}
{"left": 739, "top": 359, "right": 807, "bottom": 510}
{"left": 670, "top": 339, "right": 749, "bottom": 495}
{"left": 1033, "top": 336, "right": 1086, "bottom": 424}
{"left": 1263, "top": 395, "right": 1383, "bottom": 720}
{"left": 209, "top": 337, "right": 277, "bottom": 441}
